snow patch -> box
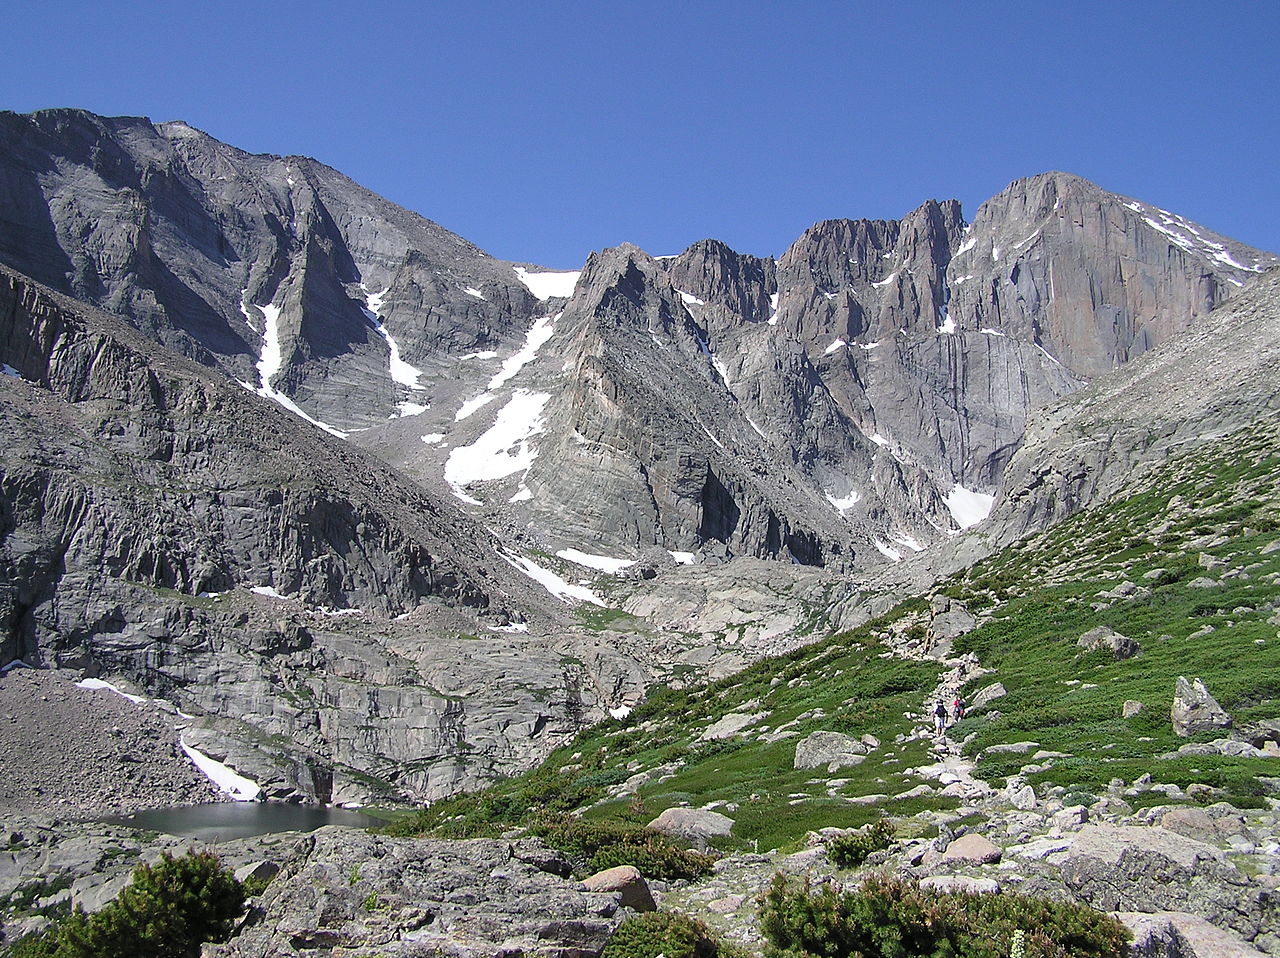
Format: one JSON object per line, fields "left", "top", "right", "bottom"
{"left": 251, "top": 585, "right": 288, "bottom": 600}
{"left": 871, "top": 272, "right": 898, "bottom": 288}
{"left": 362, "top": 290, "right": 425, "bottom": 395}
{"left": 396, "top": 402, "right": 429, "bottom": 418}
{"left": 980, "top": 327, "right": 1006, "bottom": 337}
{"left": 502, "top": 551, "right": 604, "bottom": 606}
{"left": 514, "top": 266, "right": 581, "bottom": 301}
{"left": 490, "top": 622, "right": 530, "bottom": 633}
{"left": 955, "top": 237, "right": 977, "bottom": 256}
{"left": 242, "top": 297, "right": 348, "bottom": 438}
{"left": 991, "top": 246, "right": 1001, "bottom": 262}
{"left": 668, "top": 551, "right": 696, "bottom": 565}
{"left": 181, "top": 739, "right": 262, "bottom": 801}
{"left": 938, "top": 313, "right": 956, "bottom": 334}
{"left": 464, "top": 286, "right": 486, "bottom": 300}
{"left": 556, "top": 549, "right": 636, "bottom": 574}
{"left": 421, "top": 433, "right": 445, "bottom": 445}
{"left": 767, "top": 292, "right": 779, "bottom": 325}
{"left": 490, "top": 313, "right": 559, "bottom": 391}
{"left": 944, "top": 484, "right": 996, "bottom": 529}
{"left": 460, "top": 350, "right": 499, "bottom": 360}
{"left": 890, "top": 533, "right": 924, "bottom": 553}
{"left": 874, "top": 540, "right": 903, "bottom": 562}
{"left": 444, "top": 390, "right": 550, "bottom": 503}
{"left": 677, "top": 290, "right": 705, "bottom": 306}
{"left": 701, "top": 426, "right": 725, "bottom": 450}
{"left": 455, "top": 393, "right": 497, "bottom": 421}
{"left": 952, "top": 274, "right": 974, "bottom": 285}
{"left": 75, "top": 678, "right": 147, "bottom": 705}
{"left": 609, "top": 705, "right": 633, "bottom": 720}
{"left": 826, "top": 489, "right": 861, "bottom": 513}
{"left": 870, "top": 433, "right": 889, "bottom": 446}
{"left": 824, "top": 339, "right": 847, "bottom": 355}
{"left": 746, "top": 417, "right": 767, "bottom": 439}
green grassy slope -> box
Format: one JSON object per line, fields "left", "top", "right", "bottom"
{"left": 389, "top": 417, "right": 1280, "bottom": 848}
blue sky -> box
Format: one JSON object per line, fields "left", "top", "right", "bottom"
{"left": 6, "top": 1, "right": 1277, "bottom": 268}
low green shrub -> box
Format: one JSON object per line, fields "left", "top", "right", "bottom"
{"left": 602, "top": 910, "right": 746, "bottom": 958}
{"left": 12, "top": 850, "right": 245, "bottom": 958}
{"left": 758, "top": 872, "right": 1130, "bottom": 958}
{"left": 529, "top": 816, "right": 715, "bottom": 881}
{"left": 827, "top": 818, "right": 895, "bottom": 869}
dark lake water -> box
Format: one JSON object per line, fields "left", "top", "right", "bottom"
{"left": 101, "top": 803, "right": 377, "bottom": 841}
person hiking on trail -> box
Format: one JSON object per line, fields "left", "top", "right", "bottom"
{"left": 933, "top": 701, "right": 947, "bottom": 736}
{"left": 952, "top": 696, "right": 965, "bottom": 724}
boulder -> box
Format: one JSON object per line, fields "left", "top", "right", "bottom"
{"left": 920, "top": 875, "right": 1000, "bottom": 895}
{"left": 1077, "top": 626, "right": 1140, "bottom": 660}
{"left": 581, "top": 865, "right": 656, "bottom": 912}
{"left": 699, "top": 712, "right": 765, "bottom": 741}
{"left": 1063, "top": 825, "right": 1278, "bottom": 945}
{"left": 647, "top": 807, "right": 733, "bottom": 849}
{"left": 234, "top": 860, "right": 280, "bottom": 885}
{"left": 793, "top": 731, "right": 870, "bottom": 771}
{"left": 1171, "top": 677, "right": 1233, "bottom": 737}
{"left": 970, "top": 682, "right": 1006, "bottom": 709}
{"left": 1008, "top": 785, "right": 1038, "bottom": 810}
{"left": 941, "top": 834, "right": 1002, "bottom": 864}
{"left": 1123, "top": 699, "right": 1145, "bottom": 718}
{"left": 1120, "top": 911, "right": 1269, "bottom": 958}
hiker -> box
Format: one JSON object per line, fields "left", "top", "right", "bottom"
{"left": 933, "top": 701, "right": 947, "bottom": 736}
{"left": 952, "top": 696, "right": 965, "bottom": 724}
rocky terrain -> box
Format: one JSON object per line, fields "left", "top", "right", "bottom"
{"left": 1, "top": 107, "right": 1280, "bottom": 957}
{"left": 0, "top": 667, "right": 216, "bottom": 817}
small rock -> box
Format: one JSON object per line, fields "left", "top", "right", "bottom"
{"left": 581, "top": 865, "right": 656, "bottom": 912}
{"left": 920, "top": 875, "right": 1000, "bottom": 895}
{"left": 1009, "top": 785, "right": 1038, "bottom": 810}
{"left": 1123, "top": 700, "right": 1144, "bottom": 718}
{"left": 942, "top": 833, "right": 1002, "bottom": 864}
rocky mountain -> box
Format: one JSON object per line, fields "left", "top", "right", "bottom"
{"left": 2, "top": 107, "right": 1279, "bottom": 807}
{"left": 3, "top": 109, "right": 1273, "bottom": 571}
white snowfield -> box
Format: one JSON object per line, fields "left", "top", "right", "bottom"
{"left": 501, "top": 551, "right": 604, "bottom": 606}
{"left": 241, "top": 297, "right": 349, "bottom": 438}
{"left": 75, "top": 677, "right": 147, "bottom": 705}
{"left": 938, "top": 313, "right": 957, "bottom": 334}
{"left": 555, "top": 548, "right": 635, "bottom": 574}
{"left": 445, "top": 390, "right": 550, "bottom": 505}
{"left": 489, "top": 313, "right": 559, "bottom": 391}
{"left": 181, "top": 739, "right": 262, "bottom": 801}
{"left": 945, "top": 484, "right": 996, "bottom": 529}
{"left": 874, "top": 540, "right": 903, "bottom": 562}
{"left": 514, "top": 266, "right": 582, "bottom": 301}
{"left": 824, "top": 339, "right": 847, "bottom": 355}
{"left": 362, "top": 289, "right": 430, "bottom": 418}
{"left": 826, "top": 489, "right": 862, "bottom": 513}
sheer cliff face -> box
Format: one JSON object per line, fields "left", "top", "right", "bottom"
{"left": 0, "top": 109, "right": 542, "bottom": 431}
{"left": 2, "top": 111, "right": 1276, "bottom": 573}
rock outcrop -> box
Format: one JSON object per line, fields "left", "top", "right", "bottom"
{"left": 1172, "top": 677, "right": 1233, "bottom": 738}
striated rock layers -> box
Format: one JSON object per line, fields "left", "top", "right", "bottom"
{"left": 0, "top": 266, "right": 646, "bottom": 804}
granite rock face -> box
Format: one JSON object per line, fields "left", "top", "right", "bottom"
{"left": 206, "top": 829, "right": 622, "bottom": 958}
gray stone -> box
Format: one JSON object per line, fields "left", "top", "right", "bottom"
{"left": 970, "top": 682, "right": 1007, "bottom": 709}
{"left": 793, "top": 731, "right": 871, "bottom": 771}
{"left": 647, "top": 807, "right": 734, "bottom": 849}
{"left": 1123, "top": 699, "right": 1145, "bottom": 718}
{"left": 919, "top": 875, "right": 1000, "bottom": 895}
{"left": 700, "top": 712, "right": 765, "bottom": 741}
{"left": 1077, "top": 626, "right": 1140, "bottom": 660}
{"left": 1172, "top": 677, "right": 1233, "bottom": 737}
{"left": 1120, "top": 911, "right": 1269, "bottom": 958}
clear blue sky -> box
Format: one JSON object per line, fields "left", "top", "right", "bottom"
{"left": 6, "top": 1, "right": 1278, "bottom": 268}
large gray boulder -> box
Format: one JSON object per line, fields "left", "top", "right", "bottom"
{"left": 1121, "top": 911, "right": 1270, "bottom": 958}
{"left": 206, "top": 829, "right": 621, "bottom": 957}
{"left": 794, "top": 730, "right": 871, "bottom": 771}
{"left": 1062, "top": 825, "right": 1278, "bottom": 947}
{"left": 1077, "top": 626, "right": 1140, "bottom": 660}
{"left": 1172, "top": 677, "right": 1233, "bottom": 737}
{"left": 647, "top": 807, "right": 734, "bottom": 850}
{"left": 582, "top": 865, "right": 656, "bottom": 912}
